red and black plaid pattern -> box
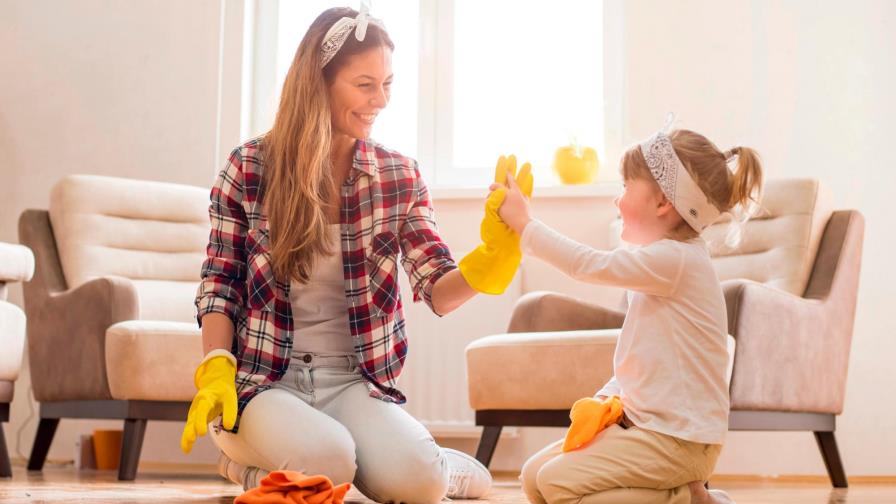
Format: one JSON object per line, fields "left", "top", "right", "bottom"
{"left": 195, "top": 138, "right": 456, "bottom": 429}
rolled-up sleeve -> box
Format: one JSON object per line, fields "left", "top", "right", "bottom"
{"left": 195, "top": 148, "right": 249, "bottom": 327}
{"left": 398, "top": 161, "right": 457, "bottom": 313}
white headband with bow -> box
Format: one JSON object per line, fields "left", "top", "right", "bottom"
{"left": 319, "top": 1, "right": 386, "bottom": 68}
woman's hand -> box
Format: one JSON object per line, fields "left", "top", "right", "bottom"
{"left": 457, "top": 155, "right": 533, "bottom": 295}
{"left": 180, "top": 349, "right": 238, "bottom": 454}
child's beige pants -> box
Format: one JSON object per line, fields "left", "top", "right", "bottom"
{"left": 521, "top": 421, "right": 721, "bottom": 504}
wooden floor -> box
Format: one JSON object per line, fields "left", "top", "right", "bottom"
{"left": 2, "top": 463, "right": 895, "bottom": 503}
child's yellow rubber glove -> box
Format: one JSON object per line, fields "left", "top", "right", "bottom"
{"left": 459, "top": 155, "right": 534, "bottom": 294}
{"left": 180, "top": 350, "right": 238, "bottom": 454}
{"left": 562, "top": 395, "right": 623, "bottom": 452}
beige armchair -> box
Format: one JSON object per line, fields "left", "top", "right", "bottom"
{"left": 465, "top": 179, "right": 863, "bottom": 488}
{"left": 18, "top": 175, "right": 208, "bottom": 480}
{"left": 0, "top": 242, "right": 34, "bottom": 477}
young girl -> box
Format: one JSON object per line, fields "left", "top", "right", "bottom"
{"left": 496, "top": 125, "right": 762, "bottom": 504}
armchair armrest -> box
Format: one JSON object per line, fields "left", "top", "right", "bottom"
{"left": 0, "top": 242, "right": 35, "bottom": 284}
{"left": 508, "top": 291, "right": 625, "bottom": 333}
{"left": 18, "top": 209, "right": 142, "bottom": 401}
{"left": 723, "top": 278, "right": 849, "bottom": 414}
{"left": 27, "top": 275, "right": 139, "bottom": 401}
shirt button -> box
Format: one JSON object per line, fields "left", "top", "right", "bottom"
{"left": 302, "top": 354, "right": 312, "bottom": 363}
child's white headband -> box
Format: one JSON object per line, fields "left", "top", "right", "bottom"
{"left": 639, "top": 115, "right": 721, "bottom": 232}
{"left": 320, "top": 1, "right": 386, "bottom": 68}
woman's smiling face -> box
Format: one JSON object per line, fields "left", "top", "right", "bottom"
{"left": 327, "top": 45, "right": 393, "bottom": 140}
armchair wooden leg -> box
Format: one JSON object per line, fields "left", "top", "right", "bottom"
{"left": 118, "top": 419, "right": 148, "bottom": 481}
{"left": 27, "top": 418, "right": 59, "bottom": 471}
{"left": 0, "top": 423, "right": 11, "bottom": 477}
{"left": 474, "top": 426, "right": 502, "bottom": 468}
{"left": 814, "top": 431, "right": 848, "bottom": 488}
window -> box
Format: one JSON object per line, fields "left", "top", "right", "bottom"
{"left": 245, "top": 0, "right": 611, "bottom": 188}
{"left": 449, "top": 1, "right": 603, "bottom": 186}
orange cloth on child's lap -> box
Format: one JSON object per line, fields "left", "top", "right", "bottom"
{"left": 562, "top": 395, "right": 624, "bottom": 452}
{"left": 233, "top": 470, "right": 351, "bottom": 504}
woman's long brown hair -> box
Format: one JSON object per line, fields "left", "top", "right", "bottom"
{"left": 263, "top": 7, "right": 393, "bottom": 284}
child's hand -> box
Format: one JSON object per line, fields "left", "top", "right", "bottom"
{"left": 492, "top": 169, "right": 532, "bottom": 234}
{"left": 458, "top": 155, "right": 533, "bottom": 295}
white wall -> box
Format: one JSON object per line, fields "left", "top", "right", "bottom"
{"left": 1, "top": 0, "right": 894, "bottom": 478}
{"left": 0, "top": 0, "right": 243, "bottom": 468}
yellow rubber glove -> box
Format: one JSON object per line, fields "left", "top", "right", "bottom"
{"left": 459, "top": 155, "right": 534, "bottom": 294}
{"left": 180, "top": 350, "right": 238, "bottom": 454}
{"left": 562, "top": 396, "right": 623, "bottom": 452}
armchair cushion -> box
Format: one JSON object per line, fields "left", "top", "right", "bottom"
{"left": 48, "top": 175, "right": 208, "bottom": 323}
{"left": 702, "top": 178, "right": 829, "bottom": 296}
{"left": 0, "top": 301, "right": 26, "bottom": 383}
{"left": 105, "top": 321, "right": 204, "bottom": 401}
{"left": 466, "top": 329, "right": 618, "bottom": 410}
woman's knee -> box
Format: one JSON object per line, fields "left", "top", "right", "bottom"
{"left": 356, "top": 448, "right": 448, "bottom": 504}
{"left": 284, "top": 428, "right": 357, "bottom": 485}
{"left": 238, "top": 389, "right": 358, "bottom": 483}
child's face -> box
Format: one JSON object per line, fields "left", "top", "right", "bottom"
{"left": 614, "top": 177, "right": 669, "bottom": 245}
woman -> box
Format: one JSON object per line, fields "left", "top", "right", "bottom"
{"left": 179, "top": 6, "right": 532, "bottom": 503}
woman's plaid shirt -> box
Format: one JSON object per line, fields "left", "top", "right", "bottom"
{"left": 194, "top": 137, "right": 457, "bottom": 428}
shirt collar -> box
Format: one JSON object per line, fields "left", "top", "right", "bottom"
{"left": 352, "top": 139, "right": 377, "bottom": 177}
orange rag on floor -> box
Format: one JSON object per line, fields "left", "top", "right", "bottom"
{"left": 562, "top": 395, "right": 624, "bottom": 452}
{"left": 233, "top": 470, "right": 351, "bottom": 504}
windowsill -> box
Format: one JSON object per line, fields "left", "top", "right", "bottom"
{"left": 430, "top": 182, "right": 622, "bottom": 200}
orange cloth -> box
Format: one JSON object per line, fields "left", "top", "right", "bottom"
{"left": 233, "top": 470, "right": 351, "bottom": 504}
{"left": 562, "top": 396, "right": 624, "bottom": 452}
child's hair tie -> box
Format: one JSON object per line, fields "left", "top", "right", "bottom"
{"left": 724, "top": 147, "right": 740, "bottom": 162}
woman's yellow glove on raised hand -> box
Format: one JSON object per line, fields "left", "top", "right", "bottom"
{"left": 459, "top": 155, "right": 534, "bottom": 295}
{"left": 562, "top": 396, "right": 623, "bottom": 452}
{"left": 180, "top": 350, "right": 238, "bottom": 454}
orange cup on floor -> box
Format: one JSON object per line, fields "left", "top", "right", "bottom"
{"left": 92, "top": 429, "right": 123, "bottom": 470}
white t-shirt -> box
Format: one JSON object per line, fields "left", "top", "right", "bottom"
{"left": 521, "top": 219, "right": 730, "bottom": 444}
{"left": 289, "top": 225, "right": 354, "bottom": 355}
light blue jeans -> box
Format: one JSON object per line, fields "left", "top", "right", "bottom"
{"left": 210, "top": 352, "right": 449, "bottom": 504}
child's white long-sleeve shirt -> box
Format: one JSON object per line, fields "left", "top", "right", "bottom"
{"left": 521, "top": 219, "right": 730, "bottom": 444}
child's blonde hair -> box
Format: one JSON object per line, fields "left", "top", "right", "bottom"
{"left": 621, "top": 129, "right": 763, "bottom": 246}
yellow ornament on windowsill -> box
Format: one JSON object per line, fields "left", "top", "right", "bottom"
{"left": 553, "top": 142, "right": 599, "bottom": 185}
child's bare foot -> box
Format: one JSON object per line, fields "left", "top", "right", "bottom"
{"left": 688, "top": 481, "right": 736, "bottom": 504}
{"left": 688, "top": 481, "right": 712, "bottom": 504}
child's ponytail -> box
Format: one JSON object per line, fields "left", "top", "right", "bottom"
{"left": 725, "top": 146, "right": 763, "bottom": 212}
{"left": 623, "top": 129, "right": 765, "bottom": 247}
{"left": 721, "top": 146, "right": 764, "bottom": 248}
